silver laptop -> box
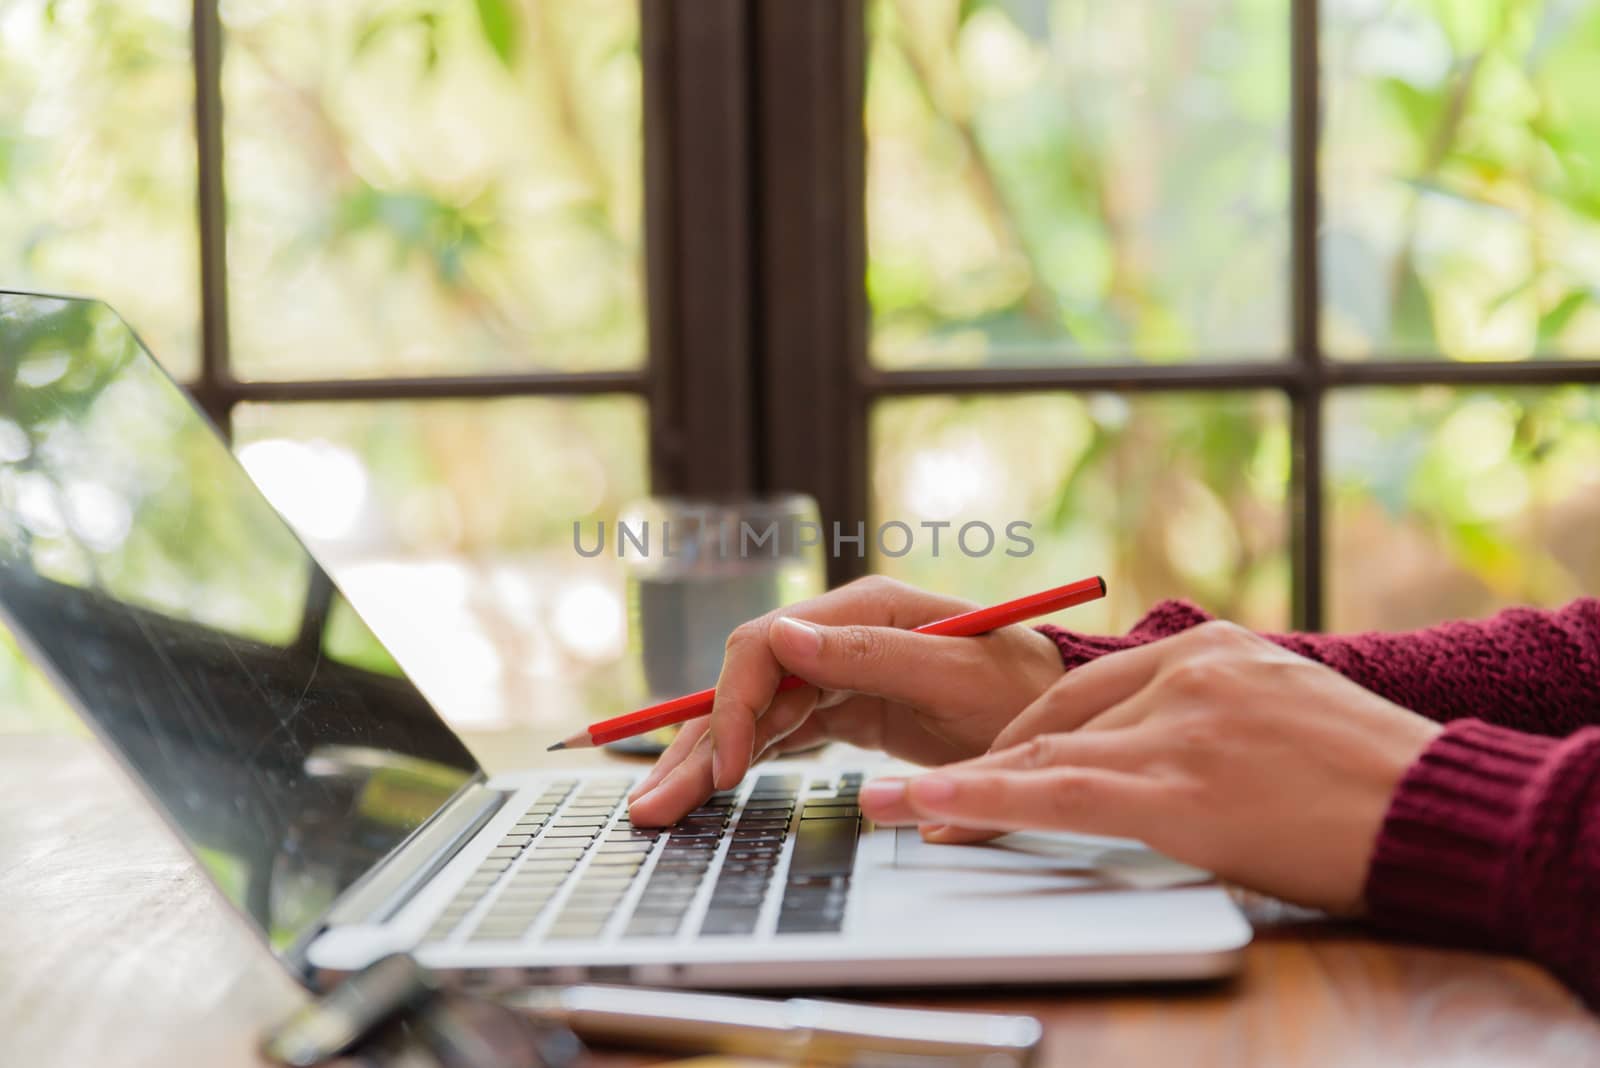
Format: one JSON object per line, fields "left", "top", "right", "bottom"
{"left": 0, "top": 292, "right": 1250, "bottom": 989}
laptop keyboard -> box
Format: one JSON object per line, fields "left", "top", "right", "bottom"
{"left": 424, "top": 771, "right": 863, "bottom": 945}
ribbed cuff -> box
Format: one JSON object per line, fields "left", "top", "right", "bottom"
{"left": 1038, "top": 598, "right": 1213, "bottom": 671}
{"left": 1363, "top": 719, "right": 1559, "bottom": 949}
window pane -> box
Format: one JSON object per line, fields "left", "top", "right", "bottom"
{"left": 1322, "top": 0, "right": 1600, "bottom": 361}
{"left": 870, "top": 392, "right": 1290, "bottom": 632}
{"left": 1329, "top": 387, "right": 1600, "bottom": 630}
{"left": 866, "top": 0, "right": 1289, "bottom": 369}
{"left": 231, "top": 397, "right": 649, "bottom": 728}
{"left": 222, "top": 1, "right": 644, "bottom": 380}
{"left": 0, "top": 1, "right": 199, "bottom": 379}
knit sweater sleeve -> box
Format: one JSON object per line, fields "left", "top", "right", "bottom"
{"left": 1038, "top": 599, "right": 1600, "bottom": 1006}
{"left": 1365, "top": 720, "right": 1600, "bottom": 1006}
{"left": 1040, "top": 597, "right": 1600, "bottom": 735}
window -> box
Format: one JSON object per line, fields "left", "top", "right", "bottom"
{"left": 2, "top": 0, "right": 658, "bottom": 730}
{"left": 0, "top": 1, "right": 200, "bottom": 377}
{"left": 849, "top": 0, "right": 1600, "bottom": 633}
{"left": 7, "top": 0, "right": 1599, "bottom": 737}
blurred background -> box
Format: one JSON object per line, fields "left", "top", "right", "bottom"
{"left": 4, "top": 0, "right": 1599, "bottom": 733}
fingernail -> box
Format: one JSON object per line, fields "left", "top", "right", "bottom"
{"left": 921, "top": 823, "right": 948, "bottom": 836}
{"left": 909, "top": 775, "right": 956, "bottom": 806}
{"left": 859, "top": 778, "right": 907, "bottom": 808}
{"left": 772, "top": 616, "right": 822, "bottom": 657}
{"left": 711, "top": 747, "right": 724, "bottom": 787}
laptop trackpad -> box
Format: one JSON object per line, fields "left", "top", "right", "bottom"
{"left": 890, "top": 827, "right": 1210, "bottom": 891}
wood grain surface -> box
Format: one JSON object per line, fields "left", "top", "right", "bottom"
{"left": 4, "top": 733, "right": 1596, "bottom": 1068}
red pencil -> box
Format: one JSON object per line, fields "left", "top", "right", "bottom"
{"left": 548, "top": 575, "right": 1106, "bottom": 751}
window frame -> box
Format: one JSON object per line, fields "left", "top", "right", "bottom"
{"left": 749, "top": 0, "right": 1600, "bottom": 629}
{"left": 185, "top": 0, "right": 732, "bottom": 492}
{"left": 183, "top": 0, "right": 1600, "bottom": 633}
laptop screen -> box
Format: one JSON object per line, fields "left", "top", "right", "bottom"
{"left": 0, "top": 293, "right": 481, "bottom": 962}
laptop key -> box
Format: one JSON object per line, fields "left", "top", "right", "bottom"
{"left": 776, "top": 911, "right": 846, "bottom": 935}
{"left": 800, "top": 802, "right": 859, "bottom": 819}
{"left": 597, "top": 841, "right": 655, "bottom": 854}
{"left": 527, "top": 845, "right": 586, "bottom": 859}
{"left": 625, "top": 914, "right": 684, "bottom": 938}
{"left": 788, "top": 817, "right": 859, "bottom": 878}
{"left": 700, "top": 909, "right": 761, "bottom": 936}
{"left": 545, "top": 920, "right": 607, "bottom": 941}
{"left": 588, "top": 854, "right": 646, "bottom": 869}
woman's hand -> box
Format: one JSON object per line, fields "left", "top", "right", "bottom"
{"left": 857, "top": 620, "right": 1442, "bottom": 914}
{"left": 627, "top": 576, "right": 1065, "bottom": 826}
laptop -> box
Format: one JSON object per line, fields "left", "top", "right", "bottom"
{"left": 0, "top": 291, "right": 1250, "bottom": 990}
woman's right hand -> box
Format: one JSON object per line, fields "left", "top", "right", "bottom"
{"left": 626, "top": 576, "right": 1066, "bottom": 826}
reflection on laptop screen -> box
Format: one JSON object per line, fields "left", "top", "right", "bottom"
{"left": 0, "top": 293, "right": 480, "bottom": 960}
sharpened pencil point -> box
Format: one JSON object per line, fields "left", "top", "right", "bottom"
{"left": 546, "top": 741, "right": 567, "bottom": 752}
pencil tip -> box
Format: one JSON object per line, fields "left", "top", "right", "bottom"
{"left": 546, "top": 741, "right": 567, "bottom": 752}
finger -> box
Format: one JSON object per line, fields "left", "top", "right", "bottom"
{"left": 627, "top": 730, "right": 716, "bottom": 826}
{"left": 629, "top": 716, "right": 711, "bottom": 801}
{"left": 706, "top": 579, "right": 974, "bottom": 791}
{"left": 857, "top": 729, "right": 1154, "bottom": 826}
{"left": 940, "top": 729, "right": 1158, "bottom": 775}
{"left": 707, "top": 626, "right": 784, "bottom": 790}
{"left": 765, "top": 715, "right": 831, "bottom": 756}
{"left": 905, "top": 730, "right": 1159, "bottom": 844}
{"left": 880, "top": 767, "right": 1165, "bottom": 840}
{"left": 857, "top": 776, "right": 915, "bottom": 824}
{"left": 687, "top": 684, "right": 822, "bottom": 789}
{"left": 767, "top": 616, "right": 996, "bottom": 708}
{"left": 985, "top": 639, "right": 1176, "bottom": 752}
{"left": 922, "top": 824, "right": 999, "bottom": 845}
{"left": 632, "top": 685, "right": 815, "bottom": 816}
{"left": 749, "top": 685, "right": 822, "bottom": 764}
{"left": 746, "top": 693, "right": 901, "bottom": 764}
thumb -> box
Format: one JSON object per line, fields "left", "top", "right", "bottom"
{"left": 768, "top": 615, "right": 983, "bottom": 708}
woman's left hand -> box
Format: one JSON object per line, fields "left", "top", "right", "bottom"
{"left": 857, "top": 620, "right": 1442, "bottom": 915}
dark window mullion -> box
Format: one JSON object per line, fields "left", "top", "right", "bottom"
{"left": 191, "top": 0, "right": 232, "bottom": 433}
{"left": 863, "top": 362, "right": 1301, "bottom": 395}
{"left": 752, "top": 0, "right": 868, "bottom": 589}
{"left": 1290, "top": 0, "right": 1324, "bottom": 631}
{"left": 206, "top": 371, "right": 651, "bottom": 404}
{"left": 641, "top": 0, "right": 759, "bottom": 499}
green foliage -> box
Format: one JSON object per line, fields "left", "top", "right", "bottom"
{"left": 868, "top": 0, "right": 1290, "bottom": 367}
{"left": 474, "top": 0, "right": 518, "bottom": 68}
{"left": 221, "top": 0, "right": 645, "bottom": 379}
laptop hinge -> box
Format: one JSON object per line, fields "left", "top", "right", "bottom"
{"left": 325, "top": 782, "right": 508, "bottom": 927}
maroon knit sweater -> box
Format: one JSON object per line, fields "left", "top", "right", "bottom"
{"left": 1039, "top": 599, "right": 1600, "bottom": 1006}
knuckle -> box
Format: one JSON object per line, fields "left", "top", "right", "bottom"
{"left": 724, "top": 619, "right": 766, "bottom": 654}
{"left": 834, "top": 624, "right": 882, "bottom": 664}
{"left": 1187, "top": 619, "right": 1254, "bottom": 649}
{"left": 1045, "top": 773, "right": 1095, "bottom": 820}
{"left": 1161, "top": 655, "right": 1228, "bottom": 694}
{"left": 1168, "top": 707, "right": 1226, "bottom": 753}
{"left": 846, "top": 574, "right": 898, "bottom": 597}
{"left": 1019, "top": 734, "right": 1057, "bottom": 770}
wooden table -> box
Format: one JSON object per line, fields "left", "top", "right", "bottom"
{"left": 4, "top": 732, "right": 1597, "bottom": 1068}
